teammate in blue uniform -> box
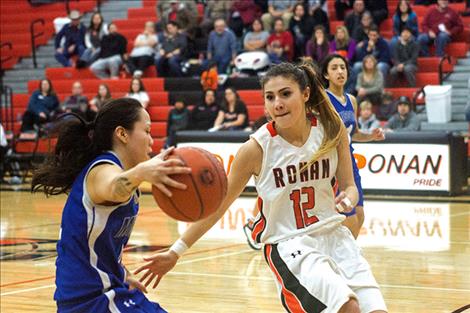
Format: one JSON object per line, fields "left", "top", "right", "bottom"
{"left": 321, "top": 54, "right": 385, "bottom": 238}
{"left": 32, "top": 98, "right": 191, "bottom": 312}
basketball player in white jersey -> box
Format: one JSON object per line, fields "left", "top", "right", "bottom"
{"left": 135, "top": 62, "right": 387, "bottom": 313}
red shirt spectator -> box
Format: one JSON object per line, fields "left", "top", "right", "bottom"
{"left": 421, "top": 3, "right": 464, "bottom": 38}
{"left": 267, "top": 18, "right": 294, "bottom": 61}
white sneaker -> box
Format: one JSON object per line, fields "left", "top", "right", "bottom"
{"left": 243, "top": 218, "right": 262, "bottom": 251}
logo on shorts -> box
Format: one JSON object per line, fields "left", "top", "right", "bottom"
{"left": 291, "top": 250, "right": 302, "bottom": 258}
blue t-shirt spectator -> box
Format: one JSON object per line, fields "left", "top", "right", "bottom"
{"left": 207, "top": 19, "right": 237, "bottom": 74}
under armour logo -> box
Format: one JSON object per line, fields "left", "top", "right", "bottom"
{"left": 291, "top": 250, "right": 302, "bottom": 258}
{"left": 124, "top": 299, "right": 136, "bottom": 307}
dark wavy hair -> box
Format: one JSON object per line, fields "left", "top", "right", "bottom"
{"left": 39, "top": 79, "right": 56, "bottom": 97}
{"left": 32, "top": 98, "right": 144, "bottom": 196}
{"left": 129, "top": 78, "right": 146, "bottom": 93}
{"left": 395, "top": 0, "right": 412, "bottom": 16}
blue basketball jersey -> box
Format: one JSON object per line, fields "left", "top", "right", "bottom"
{"left": 54, "top": 152, "right": 140, "bottom": 307}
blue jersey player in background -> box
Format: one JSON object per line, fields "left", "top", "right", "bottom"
{"left": 321, "top": 54, "right": 385, "bottom": 238}
{"left": 32, "top": 98, "right": 191, "bottom": 312}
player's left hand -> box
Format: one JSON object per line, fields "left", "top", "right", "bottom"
{"left": 335, "top": 191, "right": 354, "bottom": 213}
{"left": 133, "top": 250, "right": 179, "bottom": 289}
{"left": 371, "top": 128, "right": 385, "bottom": 141}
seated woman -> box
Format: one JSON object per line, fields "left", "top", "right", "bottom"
{"left": 329, "top": 25, "right": 356, "bottom": 62}
{"left": 189, "top": 89, "right": 220, "bottom": 130}
{"left": 125, "top": 78, "right": 150, "bottom": 108}
{"left": 21, "top": 79, "right": 59, "bottom": 132}
{"left": 77, "top": 12, "right": 108, "bottom": 68}
{"left": 212, "top": 87, "right": 249, "bottom": 131}
{"left": 305, "top": 25, "right": 329, "bottom": 65}
{"left": 165, "top": 99, "right": 190, "bottom": 148}
{"left": 243, "top": 18, "right": 269, "bottom": 52}
{"left": 127, "top": 21, "right": 158, "bottom": 78}
{"left": 89, "top": 83, "right": 112, "bottom": 113}
{"left": 353, "top": 11, "right": 374, "bottom": 51}
{"left": 390, "top": 0, "right": 418, "bottom": 51}
{"left": 355, "top": 54, "right": 384, "bottom": 106}
{"left": 289, "top": 3, "right": 312, "bottom": 60}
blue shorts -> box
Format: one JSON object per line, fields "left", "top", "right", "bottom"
{"left": 341, "top": 169, "right": 364, "bottom": 217}
{"left": 58, "top": 287, "right": 167, "bottom": 313}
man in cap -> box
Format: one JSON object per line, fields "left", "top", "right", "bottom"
{"left": 385, "top": 96, "right": 420, "bottom": 131}
{"left": 54, "top": 10, "right": 86, "bottom": 67}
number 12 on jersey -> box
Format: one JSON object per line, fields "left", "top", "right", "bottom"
{"left": 289, "top": 187, "right": 319, "bottom": 229}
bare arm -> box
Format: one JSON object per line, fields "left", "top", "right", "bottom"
{"left": 87, "top": 149, "right": 191, "bottom": 205}
{"left": 213, "top": 110, "right": 225, "bottom": 127}
{"left": 350, "top": 95, "right": 385, "bottom": 142}
{"left": 335, "top": 126, "right": 359, "bottom": 209}
{"left": 133, "top": 139, "right": 262, "bottom": 287}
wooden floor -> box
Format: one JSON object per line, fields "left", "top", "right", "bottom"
{"left": 1, "top": 191, "right": 469, "bottom": 313}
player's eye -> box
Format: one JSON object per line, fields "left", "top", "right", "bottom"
{"left": 265, "top": 94, "right": 274, "bottom": 101}
{"left": 281, "top": 91, "right": 291, "bottom": 97}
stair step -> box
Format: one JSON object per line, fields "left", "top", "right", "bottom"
{"left": 446, "top": 73, "right": 470, "bottom": 81}
{"left": 456, "top": 58, "right": 470, "bottom": 66}
{"left": 443, "top": 81, "right": 468, "bottom": 88}
{"left": 452, "top": 66, "right": 470, "bottom": 73}
{"left": 420, "top": 121, "right": 468, "bottom": 132}
{"left": 451, "top": 98, "right": 468, "bottom": 105}
{"left": 452, "top": 104, "right": 467, "bottom": 114}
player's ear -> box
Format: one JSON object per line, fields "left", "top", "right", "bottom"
{"left": 115, "top": 126, "right": 129, "bottom": 144}
{"left": 303, "top": 86, "right": 310, "bottom": 103}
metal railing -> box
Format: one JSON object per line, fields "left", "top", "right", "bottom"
{"left": 413, "top": 87, "right": 426, "bottom": 113}
{"left": 30, "top": 18, "right": 45, "bottom": 69}
{"left": 0, "top": 42, "right": 13, "bottom": 92}
{"left": 1, "top": 85, "right": 14, "bottom": 135}
{"left": 439, "top": 55, "right": 452, "bottom": 85}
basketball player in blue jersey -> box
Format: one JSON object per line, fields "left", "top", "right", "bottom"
{"left": 32, "top": 98, "right": 191, "bottom": 313}
{"left": 321, "top": 54, "right": 385, "bottom": 239}
{"left": 135, "top": 62, "right": 387, "bottom": 313}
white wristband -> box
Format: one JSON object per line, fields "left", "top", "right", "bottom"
{"left": 336, "top": 196, "right": 352, "bottom": 212}
{"left": 169, "top": 238, "right": 188, "bottom": 257}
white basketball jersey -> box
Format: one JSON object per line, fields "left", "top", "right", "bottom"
{"left": 250, "top": 116, "right": 344, "bottom": 244}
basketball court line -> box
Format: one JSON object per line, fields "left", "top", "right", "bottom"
{"left": 0, "top": 249, "right": 254, "bottom": 297}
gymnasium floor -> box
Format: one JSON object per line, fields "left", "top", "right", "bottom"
{"left": 0, "top": 190, "right": 469, "bottom": 313}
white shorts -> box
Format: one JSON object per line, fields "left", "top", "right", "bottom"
{"left": 263, "top": 226, "right": 387, "bottom": 313}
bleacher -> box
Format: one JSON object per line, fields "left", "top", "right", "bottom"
{"left": 1, "top": 0, "right": 469, "bottom": 156}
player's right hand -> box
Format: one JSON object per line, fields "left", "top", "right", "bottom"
{"left": 133, "top": 250, "right": 179, "bottom": 289}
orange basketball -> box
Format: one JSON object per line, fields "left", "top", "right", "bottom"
{"left": 152, "top": 147, "right": 228, "bottom": 222}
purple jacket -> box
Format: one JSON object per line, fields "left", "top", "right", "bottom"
{"left": 329, "top": 39, "right": 357, "bottom": 61}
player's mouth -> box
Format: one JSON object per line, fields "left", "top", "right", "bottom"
{"left": 275, "top": 112, "right": 289, "bottom": 118}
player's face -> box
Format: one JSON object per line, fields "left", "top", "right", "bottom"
{"left": 126, "top": 109, "right": 154, "bottom": 164}
{"left": 325, "top": 57, "right": 348, "bottom": 87}
{"left": 263, "top": 76, "right": 309, "bottom": 129}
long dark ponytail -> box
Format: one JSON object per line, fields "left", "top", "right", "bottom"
{"left": 32, "top": 98, "right": 143, "bottom": 196}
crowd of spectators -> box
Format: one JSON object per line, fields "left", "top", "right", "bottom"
{"left": 22, "top": 0, "right": 467, "bottom": 142}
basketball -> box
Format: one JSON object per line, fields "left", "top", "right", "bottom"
{"left": 152, "top": 147, "right": 228, "bottom": 222}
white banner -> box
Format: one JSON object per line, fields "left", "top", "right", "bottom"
{"left": 179, "top": 142, "right": 450, "bottom": 192}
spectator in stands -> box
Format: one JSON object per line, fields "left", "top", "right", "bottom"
{"left": 418, "top": 0, "right": 464, "bottom": 57}
{"left": 345, "top": 0, "right": 366, "bottom": 38}
{"left": 165, "top": 99, "right": 190, "bottom": 148}
{"left": 289, "top": 3, "right": 313, "bottom": 60}
{"left": 385, "top": 96, "right": 420, "bottom": 131}
{"left": 377, "top": 91, "right": 397, "bottom": 120}
{"left": 305, "top": 25, "right": 329, "bottom": 65}
{"left": 353, "top": 25, "right": 391, "bottom": 85}
{"left": 62, "top": 81, "right": 92, "bottom": 121}
{"left": 89, "top": 83, "right": 112, "bottom": 113}
{"left": 54, "top": 10, "right": 86, "bottom": 67}
{"left": 156, "top": 21, "right": 187, "bottom": 77}
{"left": 201, "top": 0, "right": 233, "bottom": 35}
{"left": 207, "top": 18, "right": 237, "bottom": 74}
{"left": 200, "top": 60, "right": 219, "bottom": 91}
{"left": 189, "top": 89, "right": 220, "bottom": 130}
{"left": 389, "top": 26, "right": 419, "bottom": 87}
{"left": 358, "top": 100, "right": 381, "bottom": 132}
{"left": 307, "top": 0, "right": 330, "bottom": 34}
{"left": 77, "top": 12, "right": 108, "bottom": 68}
{"left": 356, "top": 55, "right": 384, "bottom": 106}
{"left": 230, "top": 0, "right": 262, "bottom": 38}
{"left": 353, "top": 11, "right": 374, "bottom": 49}
{"left": 261, "top": 0, "right": 295, "bottom": 32}
{"left": 21, "top": 79, "right": 59, "bottom": 132}
{"left": 213, "top": 87, "right": 249, "bottom": 131}
{"left": 335, "top": 0, "right": 354, "bottom": 21}
{"left": 390, "top": 0, "right": 418, "bottom": 51}
{"left": 126, "top": 78, "right": 149, "bottom": 108}
{"left": 330, "top": 25, "right": 357, "bottom": 61}
{"left": 90, "top": 23, "right": 127, "bottom": 79}
{"left": 267, "top": 18, "right": 294, "bottom": 63}
{"left": 244, "top": 18, "right": 270, "bottom": 52}
{"left": 157, "top": 0, "right": 198, "bottom": 37}
{"left": 127, "top": 21, "right": 158, "bottom": 78}
{"left": 364, "top": 0, "right": 388, "bottom": 27}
